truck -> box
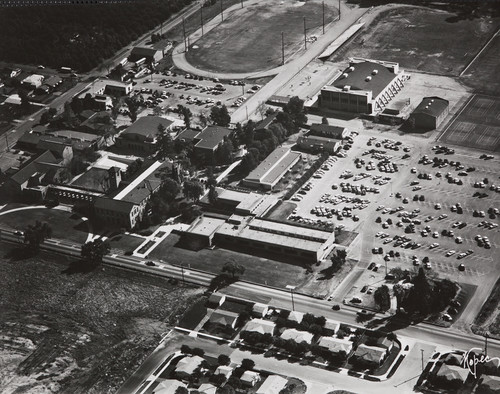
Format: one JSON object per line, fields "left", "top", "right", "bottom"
{"left": 135, "top": 57, "right": 146, "bottom": 67}
{"left": 119, "top": 58, "right": 128, "bottom": 66}
{"left": 60, "top": 66, "right": 72, "bottom": 74}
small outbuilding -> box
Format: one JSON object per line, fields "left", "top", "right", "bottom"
{"left": 409, "top": 96, "right": 449, "bottom": 130}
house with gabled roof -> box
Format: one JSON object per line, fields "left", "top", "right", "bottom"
{"left": 318, "top": 337, "right": 353, "bottom": 355}
{"left": 244, "top": 318, "right": 276, "bottom": 335}
{"left": 280, "top": 329, "right": 314, "bottom": 344}
{"left": 353, "top": 344, "right": 387, "bottom": 365}
{"left": 436, "top": 364, "right": 469, "bottom": 383}
{"left": 209, "top": 309, "right": 239, "bottom": 329}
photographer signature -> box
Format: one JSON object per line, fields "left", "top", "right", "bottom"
{"left": 461, "top": 348, "right": 500, "bottom": 378}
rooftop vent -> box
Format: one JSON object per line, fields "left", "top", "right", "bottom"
{"left": 341, "top": 73, "right": 348, "bottom": 79}
{"left": 372, "top": 69, "right": 378, "bottom": 75}
{"left": 348, "top": 66, "right": 355, "bottom": 72}
{"left": 365, "top": 76, "right": 372, "bottom": 82}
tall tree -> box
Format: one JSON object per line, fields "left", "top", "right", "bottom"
{"left": 374, "top": 285, "right": 391, "bottom": 312}
{"left": 182, "top": 180, "right": 204, "bottom": 202}
{"left": 222, "top": 261, "right": 245, "bottom": 279}
{"left": 81, "top": 238, "right": 110, "bottom": 267}
{"left": 24, "top": 221, "right": 52, "bottom": 252}
{"left": 208, "top": 185, "right": 218, "bottom": 205}
{"left": 210, "top": 105, "right": 231, "bottom": 127}
{"left": 156, "top": 123, "right": 173, "bottom": 160}
{"left": 177, "top": 104, "right": 192, "bottom": 129}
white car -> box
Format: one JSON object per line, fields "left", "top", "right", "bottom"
{"left": 435, "top": 203, "right": 442, "bottom": 210}
{"left": 446, "top": 250, "right": 456, "bottom": 257}
{"left": 430, "top": 243, "right": 439, "bottom": 249}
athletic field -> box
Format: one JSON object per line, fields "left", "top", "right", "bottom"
{"left": 440, "top": 94, "right": 500, "bottom": 152}
{"left": 185, "top": 0, "right": 337, "bottom": 73}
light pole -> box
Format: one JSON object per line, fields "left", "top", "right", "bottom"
{"left": 303, "top": 17, "right": 307, "bottom": 50}
{"left": 421, "top": 349, "right": 424, "bottom": 371}
{"left": 485, "top": 333, "right": 489, "bottom": 356}
{"left": 286, "top": 285, "right": 296, "bottom": 311}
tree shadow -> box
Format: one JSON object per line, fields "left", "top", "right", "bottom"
{"left": 61, "top": 259, "right": 97, "bottom": 275}
{"left": 4, "top": 246, "right": 36, "bottom": 262}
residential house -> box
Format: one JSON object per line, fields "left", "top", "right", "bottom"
{"left": 479, "top": 375, "right": 500, "bottom": 392}
{"left": 280, "top": 329, "right": 314, "bottom": 344}
{"left": 44, "top": 75, "right": 62, "bottom": 90}
{"left": 353, "top": 344, "right": 387, "bottom": 366}
{"left": 174, "top": 355, "right": 205, "bottom": 378}
{"left": 115, "top": 116, "right": 173, "bottom": 154}
{"left": 209, "top": 310, "right": 239, "bottom": 329}
{"left": 244, "top": 318, "right": 276, "bottom": 335}
{"left": 214, "top": 365, "right": 233, "bottom": 380}
{"left": 287, "top": 311, "right": 304, "bottom": 324}
{"left": 256, "top": 375, "right": 288, "bottom": 394}
{"left": 376, "top": 337, "right": 394, "bottom": 351}
{"left": 153, "top": 379, "right": 187, "bottom": 394}
{"left": 318, "top": 337, "right": 353, "bottom": 355}
{"left": 197, "top": 383, "right": 217, "bottom": 394}
{"left": 93, "top": 95, "right": 113, "bottom": 111}
{"left": 241, "top": 370, "right": 261, "bottom": 387}
{"left": 436, "top": 364, "right": 469, "bottom": 383}
{"left": 21, "top": 74, "right": 44, "bottom": 90}
{"left": 324, "top": 319, "right": 340, "bottom": 334}
{"left": 252, "top": 303, "right": 269, "bottom": 318}
{"left": 208, "top": 292, "right": 226, "bottom": 307}
{"left": 36, "top": 137, "right": 73, "bottom": 164}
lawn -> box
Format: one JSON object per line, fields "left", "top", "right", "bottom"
{"left": 330, "top": 7, "right": 500, "bottom": 76}
{"left": 0, "top": 241, "right": 203, "bottom": 394}
{"left": 264, "top": 201, "right": 297, "bottom": 221}
{"left": 185, "top": 0, "right": 337, "bottom": 73}
{"left": 150, "top": 233, "right": 312, "bottom": 291}
{"left": 108, "top": 233, "right": 145, "bottom": 254}
{"left": 0, "top": 206, "right": 89, "bottom": 244}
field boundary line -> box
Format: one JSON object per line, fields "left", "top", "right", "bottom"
{"left": 460, "top": 26, "right": 500, "bottom": 77}
{"left": 436, "top": 93, "right": 475, "bottom": 142}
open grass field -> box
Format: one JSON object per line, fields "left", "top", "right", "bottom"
{"left": 185, "top": 0, "right": 337, "bottom": 73}
{"left": 439, "top": 94, "right": 500, "bottom": 152}
{"left": 0, "top": 206, "right": 89, "bottom": 244}
{"left": 149, "top": 233, "right": 312, "bottom": 290}
{"left": 0, "top": 241, "right": 202, "bottom": 394}
{"left": 461, "top": 30, "right": 500, "bottom": 95}
{"left": 330, "top": 7, "right": 500, "bottom": 77}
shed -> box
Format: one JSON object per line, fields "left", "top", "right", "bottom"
{"left": 208, "top": 292, "right": 226, "bottom": 307}
{"left": 241, "top": 370, "right": 261, "bottom": 387}
{"left": 256, "top": 375, "right": 288, "bottom": 394}
{"left": 252, "top": 303, "right": 269, "bottom": 317}
{"left": 409, "top": 96, "right": 449, "bottom": 130}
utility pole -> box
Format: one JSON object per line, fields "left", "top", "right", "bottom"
{"left": 303, "top": 17, "right": 307, "bottom": 50}
{"left": 182, "top": 17, "right": 187, "bottom": 52}
{"left": 322, "top": 1, "right": 325, "bottom": 34}
{"left": 485, "top": 333, "right": 489, "bottom": 356}
{"left": 4, "top": 133, "right": 9, "bottom": 152}
{"left": 221, "top": 0, "right": 224, "bottom": 22}
{"left": 421, "top": 349, "right": 424, "bottom": 370}
{"left": 286, "top": 285, "right": 296, "bottom": 311}
{"left": 339, "top": 0, "right": 341, "bottom": 20}
{"left": 201, "top": 6, "right": 204, "bottom": 36}
{"left": 241, "top": 0, "right": 243, "bottom": 8}
{"left": 384, "top": 258, "right": 388, "bottom": 276}
{"left": 281, "top": 32, "right": 285, "bottom": 65}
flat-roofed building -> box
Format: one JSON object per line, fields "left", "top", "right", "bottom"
{"left": 183, "top": 215, "right": 226, "bottom": 247}
{"left": 297, "top": 134, "right": 341, "bottom": 154}
{"left": 200, "top": 187, "right": 278, "bottom": 216}
{"left": 88, "top": 79, "right": 132, "bottom": 97}
{"left": 256, "top": 375, "right": 287, "bottom": 394}
{"left": 319, "top": 58, "right": 407, "bottom": 114}
{"left": 408, "top": 96, "right": 449, "bottom": 130}
{"left": 243, "top": 146, "right": 301, "bottom": 190}
{"left": 214, "top": 216, "right": 335, "bottom": 263}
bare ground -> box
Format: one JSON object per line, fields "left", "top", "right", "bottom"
{"left": 0, "top": 242, "right": 203, "bottom": 394}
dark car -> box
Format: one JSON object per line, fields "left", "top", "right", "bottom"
{"left": 145, "top": 261, "right": 156, "bottom": 267}
{"left": 331, "top": 304, "right": 341, "bottom": 311}
{"left": 368, "top": 262, "right": 376, "bottom": 270}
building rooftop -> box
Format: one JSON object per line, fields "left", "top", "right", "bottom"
{"left": 256, "top": 375, "right": 288, "bottom": 394}
{"left": 481, "top": 375, "right": 500, "bottom": 391}
{"left": 310, "top": 124, "right": 347, "bottom": 138}
{"left": 324, "top": 319, "right": 340, "bottom": 332}
{"left": 10, "top": 150, "right": 59, "bottom": 185}
{"left": 280, "top": 328, "right": 314, "bottom": 344}
{"left": 318, "top": 337, "right": 353, "bottom": 353}
{"left": 22, "top": 74, "right": 44, "bottom": 85}
{"left": 44, "top": 75, "right": 62, "bottom": 87}
{"left": 244, "top": 318, "right": 276, "bottom": 335}
{"left": 437, "top": 364, "right": 469, "bottom": 382}
{"left": 175, "top": 128, "right": 200, "bottom": 142}
{"left": 187, "top": 216, "right": 226, "bottom": 237}
{"left": 94, "top": 197, "right": 135, "bottom": 214}
{"left": 412, "top": 96, "right": 449, "bottom": 117}
{"left": 175, "top": 355, "right": 204, "bottom": 375}
{"left": 354, "top": 344, "right": 386, "bottom": 363}
{"left": 194, "top": 125, "right": 232, "bottom": 150}
{"left": 209, "top": 309, "right": 239, "bottom": 326}
{"left": 122, "top": 116, "right": 173, "bottom": 140}
{"left": 287, "top": 311, "right": 304, "bottom": 323}
{"left": 298, "top": 135, "right": 340, "bottom": 150}
{"left": 245, "top": 146, "right": 300, "bottom": 185}
{"left": 71, "top": 167, "right": 114, "bottom": 193}
{"left": 154, "top": 379, "right": 187, "bottom": 394}
{"left": 113, "top": 160, "right": 163, "bottom": 202}
{"left": 214, "top": 365, "right": 233, "bottom": 378}
{"left": 330, "top": 61, "right": 398, "bottom": 97}
{"left": 241, "top": 370, "right": 260, "bottom": 384}
{"left": 249, "top": 218, "right": 332, "bottom": 242}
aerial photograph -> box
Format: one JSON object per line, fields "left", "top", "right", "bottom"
{"left": 0, "top": 0, "right": 499, "bottom": 393}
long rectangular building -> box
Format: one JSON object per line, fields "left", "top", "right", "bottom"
{"left": 243, "top": 146, "right": 301, "bottom": 190}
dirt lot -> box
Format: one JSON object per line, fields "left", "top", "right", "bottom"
{"left": 439, "top": 94, "right": 500, "bottom": 152}
{"left": 185, "top": 0, "right": 337, "bottom": 73}
{"left": 330, "top": 6, "right": 500, "bottom": 77}
{"left": 0, "top": 242, "right": 203, "bottom": 394}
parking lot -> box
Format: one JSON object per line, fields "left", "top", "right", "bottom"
{"left": 131, "top": 71, "right": 260, "bottom": 124}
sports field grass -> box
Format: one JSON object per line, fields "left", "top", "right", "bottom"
{"left": 331, "top": 7, "right": 500, "bottom": 77}
{"left": 461, "top": 32, "right": 500, "bottom": 95}
{"left": 185, "top": 0, "right": 337, "bottom": 73}
{"left": 439, "top": 94, "right": 500, "bottom": 152}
